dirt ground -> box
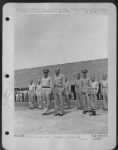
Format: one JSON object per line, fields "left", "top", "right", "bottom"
{"left": 14, "top": 101, "right": 108, "bottom": 136}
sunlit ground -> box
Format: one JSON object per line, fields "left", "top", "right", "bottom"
{"left": 14, "top": 101, "right": 108, "bottom": 136}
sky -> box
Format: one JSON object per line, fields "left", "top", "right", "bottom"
{"left": 15, "top": 13, "right": 108, "bottom": 70}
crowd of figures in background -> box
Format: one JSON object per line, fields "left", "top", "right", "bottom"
{"left": 15, "top": 67, "right": 108, "bottom": 116}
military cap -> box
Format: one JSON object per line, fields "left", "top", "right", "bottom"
{"left": 82, "top": 69, "right": 88, "bottom": 73}
{"left": 43, "top": 69, "right": 49, "bottom": 73}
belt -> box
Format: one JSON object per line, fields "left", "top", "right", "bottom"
{"left": 55, "top": 85, "right": 63, "bottom": 88}
{"left": 42, "top": 86, "right": 50, "bottom": 88}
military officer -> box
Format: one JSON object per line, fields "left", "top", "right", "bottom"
{"left": 36, "top": 80, "right": 43, "bottom": 109}
{"left": 75, "top": 73, "right": 83, "bottom": 109}
{"left": 15, "top": 89, "right": 20, "bottom": 102}
{"left": 41, "top": 69, "right": 53, "bottom": 115}
{"left": 90, "top": 75, "right": 99, "bottom": 110}
{"left": 80, "top": 69, "right": 91, "bottom": 114}
{"left": 54, "top": 67, "right": 65, "bottom": 116}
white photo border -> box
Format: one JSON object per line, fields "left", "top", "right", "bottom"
{"left": 2, "top": 3, "right": 116, "bottom": 150}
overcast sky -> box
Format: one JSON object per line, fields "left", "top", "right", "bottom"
{"left": 15, "top": 13, "right": 108, "bottom": 70}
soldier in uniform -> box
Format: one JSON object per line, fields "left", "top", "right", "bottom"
{"left": 101, "top": 73, "right": 108, "bottom": 110}
{"left": 90, "top": 75, "right": 99, "bottom": 110}
{"left": 19, "top": 89, "right": 23, "bottom": 102}
{"left": 64, "top": 77, "right": 71, "bottom": 109}
{"left": 36, "top": 80, "right": 43, "bottom": 109}
{"left": 28, "top": 80, "right": 35, "bottom": 109}
{"left": 41, "top": 69, "right": 53, "bottom": 115}
{"left": 75, "top": 73, "right": 83, "bottom": 109}
{"left": 16, "top": 89, "right": 20, "bottom": 102}
{"left": 23, "top": 88, "right": 28, "bottom": 102}
{"left": 54, "top": 67, "right": 65, "bottom": 116}
{"left": 21, "top": 88, "right": 24, "bottom": 102}
{"left": 80, "top": 69, "right": 91, "bottom": 114}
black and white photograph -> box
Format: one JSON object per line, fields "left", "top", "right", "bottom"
{"left": 2, "top": 3, "right": 116, "bottom": 150}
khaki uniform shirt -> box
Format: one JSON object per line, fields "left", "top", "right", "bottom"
{"left": 80, "top": 77, "right": 91, "bottom": 93}
{"left": 54, "top": 74, "right": 65, "bottom": 87}
{"left": 41, "top": 77, "right": 52, "bottom": 88}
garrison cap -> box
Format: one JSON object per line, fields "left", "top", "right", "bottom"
{"left": 82, "top": 69, "right": 88, "bottom": 73}
{"left": 43, "top": 69, "right": 49, "bottom": 73}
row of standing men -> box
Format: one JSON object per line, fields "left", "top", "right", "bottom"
{"left": 16, "top": 67, "right": 108, "bottom": 116}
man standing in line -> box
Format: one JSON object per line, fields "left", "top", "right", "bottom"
{"left": 54, "top": 67, "right": 65, "bottom": 116}
{"left": 24, "top": 88, "right": 28, "bottom": 102}
{"left": 75, "top": 73, "right": 83, "bottom": 110}
{"left": 36, "top": 80, "right": 43, "bottom": 109}
{"left": 22, "top": 88, "right": 25, "bottom": 102}
{"left": 16, "top": 89, "right": 20, "bottom": 102}
{"left": 41, "top": 69, "right": 53, "bottom": 115}
{"left": 21, "top": 88, "right": 24, "bottom": 102}
{"left": 90, "top": 75, "right": 99, "bottom": 110}
{"left": 64, "top": 77, "right": 71, "bottom": 109}
{"left": 28, "top": 80, "right": 36, "bottom": 109}
{"left": 19, "top": 88, "right": 23, "bottom": 102}
{"left": 80, "top": 69, "right": 91, "bottom": 114}
{"left": 101, "top": 73, "right": 108, "bottom": 110}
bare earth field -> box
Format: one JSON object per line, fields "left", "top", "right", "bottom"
{"left": 15, "top": 101, "right": 108, "bottom": 136}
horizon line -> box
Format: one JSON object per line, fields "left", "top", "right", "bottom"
{"left": 15, "top": 57, "right": 108, "bottom": 71}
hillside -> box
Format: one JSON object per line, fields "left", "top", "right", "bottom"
{"left": 15, "top": 58, "right": 108, "bottom": 88}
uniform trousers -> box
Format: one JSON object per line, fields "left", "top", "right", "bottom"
{"left": 42, "top": 88, "right": 51, "bottom": 111}
{"left": 54, "top": 86, "right": 64, "bottom": 114}
{"left": 36, "top": 90, "right": 43, "bottom": 108}
{"left": 90, "top": 89, "right": 97, "bottom": 109}
{"left": 75, "top": 88, "right": 83, "bottom": 109}
{"left": 81, "top": 91, "right": 90, "bottom": 111}
{"left": 64, "top": 89, "right": 70, "bottom": 108}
